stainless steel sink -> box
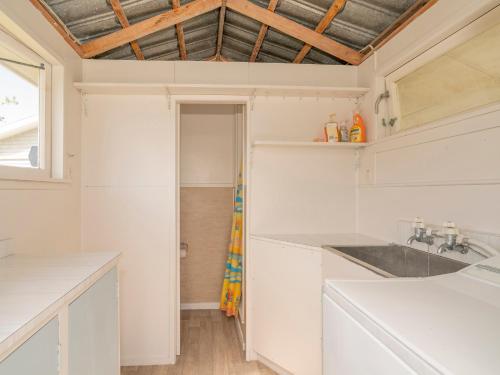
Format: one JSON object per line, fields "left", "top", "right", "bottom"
{"left": 323, "top": 245, "right": 469, "bottom": 278}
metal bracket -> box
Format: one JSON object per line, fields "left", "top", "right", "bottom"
{"left": 250, "top": 90, "right": 256, "bottom": 111}
{"left": 382, "top": 117, "right": 397, "bottom": 128}
{"left": 81, "top": 91, "right": 88, "bottom": 117}
{"left": 165, "top": 87, "right": 172, "bottom": 110}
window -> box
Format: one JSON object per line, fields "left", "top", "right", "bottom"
{"left": 0, "top": 28, "right": 51, "bottom": 176}
{"left": 386, "top": 13, "right": 500, "bottom": 133}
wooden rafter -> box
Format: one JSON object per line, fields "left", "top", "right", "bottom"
{"left": 360, "top": 0, "right": 438, "bottom": 62}
{"left": 79, "top": 0, "right": 222, "bottom": 59}
{"left": 172, "top": 0, "right": 188, "bottom": 60}
{"left": 293, "top": 0, "right": 345, "bottom": 64}
{"left": 249, "top": 0, "right": 278, "bottom": 62}
{"left": 109, "top": 0, "right": 144, "bottom": 60}
{"left": 215, "top": 0, "right": 227, "bottom": 61}
{"left": 29, "top": 0, "right": 83, "bottom": 57}
{"left": 226, "top": 0, "right": 361, "bottom": 65}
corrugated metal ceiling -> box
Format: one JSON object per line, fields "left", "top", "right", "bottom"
{"left": 42, "top": 0, "right": 419, "bottom": 64}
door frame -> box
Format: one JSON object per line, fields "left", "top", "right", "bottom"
{"left": 171, "top": 95, "right": 252, "bottom": 361}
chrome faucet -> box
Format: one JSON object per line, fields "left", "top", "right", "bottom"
{"left": 436, "top": 222, "right": 471, "bottom": 254}
{"left": 407, "top": 217, "right": 435, "bottom": 246}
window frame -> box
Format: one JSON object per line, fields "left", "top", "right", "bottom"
{"left": 0, "top": 28, "right": 53, "bottom": 181}
{"left": 383, "top": 6, "right": 500, "bottom": 138}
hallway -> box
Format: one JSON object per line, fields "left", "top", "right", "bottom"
{"left": 121, "top": 310, "right": 276, "bottom": 375}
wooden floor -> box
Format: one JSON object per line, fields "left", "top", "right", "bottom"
{"left": 121, "top": 309, "right": 276, "bottom": 375}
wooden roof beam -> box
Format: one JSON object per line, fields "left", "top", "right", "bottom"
{"left": 360, "top": 0, "right": 438, "bottom": 62}
{"left": 215, "top": 0, "right": 227, "bottom": 61}
{"left": 172, "top": 0, "right": 188, "bottom": 60}
{"left": 80, "top": 0, "right": 222, "bottom": 59}
{"left": 29, "top": 0, "right": 84, "bottom": 57}
{"left": 293, "top": 0, "right": 346, "bottom": 64}
{"left": 226, "top": 0, "right": 362, "bottom": 65}
{"left": 249, "top": 0, "right": 279, "bottom": 62}
{"left": 109, "top": 0, "right": 144, "bottom": 60}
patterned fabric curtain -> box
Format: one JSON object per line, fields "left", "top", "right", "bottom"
{"left": 220, "top": 171, "right": 244, "bottom": 317}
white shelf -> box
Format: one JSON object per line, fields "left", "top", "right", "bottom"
{"left": 252, "top": 140, "right": 369, "bottom": 149}
{"left": 73, "top": 82, "right": 369, "bottom": 98}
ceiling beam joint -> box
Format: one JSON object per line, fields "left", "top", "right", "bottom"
{"left": 109, "top": 0, "right": 145, "bottom": 60}
{"left": 293, "top": 0, "right": 346, "bottom": 64}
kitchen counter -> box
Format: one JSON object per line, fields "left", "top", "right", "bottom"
{"left": 0, "top": 251, "right": 120, "bottom": 360}
{"left": 250, "top": 233, "right": 387, "bottom": 250}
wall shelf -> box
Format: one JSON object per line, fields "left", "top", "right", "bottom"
{"left": 73, "top": 82, "right": 369, "bottom": 98}
{"left": 252, "top": 140, "right": 369, "bottom": 149}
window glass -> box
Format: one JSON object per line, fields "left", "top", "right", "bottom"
{"left": 395, "top": 22, "right": 500, "bottom": 130}
{"left": 0, "top": 38, "right": 42, "bottom": 168}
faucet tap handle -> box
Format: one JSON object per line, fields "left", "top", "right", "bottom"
{"left": 413, "top": 217, "right": 425, "bottom": 229}
{"left": 443, "top": 221, "right": 459, "bottom": 236}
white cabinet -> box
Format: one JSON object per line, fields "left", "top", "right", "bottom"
{"left": 0, "top": 319, "right": 59, "bottom": 375}
{"left": 69, "top": 268, "right": 119, "bottom": 375}
{"left": 323, "top": 294, "right": 414, "bottom": 375}
{"left": 250, "top": 238, "right": 382, "bottom": 375}
{"left": 251, "top": 238, "right": 323, "bottom": 375}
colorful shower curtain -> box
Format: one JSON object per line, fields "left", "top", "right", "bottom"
{"left": 220, "top": 171, "right": 244, "bottom": 317}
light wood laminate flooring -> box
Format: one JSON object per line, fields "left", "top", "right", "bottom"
{"left": 121, "top": 309, "right": 276, "bottom": 375}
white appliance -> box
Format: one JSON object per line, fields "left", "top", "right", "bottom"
{"left": 323, "top": 256, "right": 500, "bottom": 375}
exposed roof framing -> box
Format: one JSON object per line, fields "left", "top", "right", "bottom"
{"left": 226, "top": 0, "right": 362, "bottom": 65}
{"left": 249, "top": 0, "right": 279, "bottom": 62}
{"left": 293, "top": 0, "right": 346, "bottom": 64}
{"left": 215, "top": 0, "right": 227, "bottom": 60}
{"left": 29, "top": 0, "right": 83, "bottom": 57}
{"left": 109, "top": 0, "right": 144, "bottom": 60}
{"left": 172, "top": 0, "right": 188, "bottom": 60}
{"left": 30, "top": 0, "right": 438, "bottom": 65}
{"left": 80, "top": 0, "right": 221, "bottom": 58}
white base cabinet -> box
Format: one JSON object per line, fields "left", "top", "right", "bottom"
{"left": 69, "top": 268, "right": 119, "bottom": 375}
{"left": 0, "top": 319, "right": 59, "bottom": 375}
{"left": 250, "top": 238, "right": 381, "bottom": 375}
{"left": 323, "top": 294, "right": 414, "bottom": 375}
{"left": 0, "top": 264, "right": 119, "bottom": 375}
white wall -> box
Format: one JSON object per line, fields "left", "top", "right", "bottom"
{"left": 357, "top": 0, "right": 500, "bottom": 246}
{"left": 180, "top": 104, "right": 236, "bottom": 186}
{"left": 250, "top": 97, "right": 358, "bottom": 234}
{"left": 0, "top": 1, "right": 81, "bottom": 254}
{"left": 80, "top": 59, "right": 362, "bottom": 365}
{"left": 81, "top": 94, "right": 174, "bottom": 365}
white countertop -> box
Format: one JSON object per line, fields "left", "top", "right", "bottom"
{"left": 0, "top": 251, "right": 120, "bottom": 359}
{"left": 325, "top": 257, "right": 500, "bottom": 375}
{"left": 250, "top": 233, "right": 387, "bottom": 249}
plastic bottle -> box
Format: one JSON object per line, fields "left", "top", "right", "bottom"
{"left": 324, "top": 113, "right": 339, "bottom": 143}
{"left": 350, "top": 112, "right": 366, "bottom": 143}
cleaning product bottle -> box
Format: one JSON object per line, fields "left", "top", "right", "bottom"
{"left": 350, "top": 112, "right": 366, "bottom": 143}
{"left": 324, "top": 113, "right": 340, "bottom": 143}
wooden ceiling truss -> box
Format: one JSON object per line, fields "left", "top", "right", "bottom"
{"left": 29, "top": 0, "right": 439, "bottom": 65}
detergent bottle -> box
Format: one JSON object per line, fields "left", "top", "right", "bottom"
{"left": 350, "top": 112, "right": 366, "bottom": 143}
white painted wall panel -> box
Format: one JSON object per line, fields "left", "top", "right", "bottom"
{"left": 250, "top": 146, "right": 356, "bottom": 234}
{"left": 180, "top": 104, "right": 236, "bottom": 185}
{"left": 0, "top": 1, "right": 82, "bottom": 255}
{"left": 82, "top": 95, "right": 171, "bottom": 187}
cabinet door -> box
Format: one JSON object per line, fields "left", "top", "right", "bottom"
{"left": 0, "top": 318, "right": 59, "bottom": 375}
{"left": 323, "top": 294, "right": 414, "bottom": 375}
{"left": 69, "top": 267, "right": 119, "bottom": 375}
{"left": 251, "top": 239, "right": 322, "bottom": 375}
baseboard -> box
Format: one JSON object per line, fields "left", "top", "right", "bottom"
{"left": 256, "top": 354, "right": 293, "bottom": 375}
{"left": 120, "top": 355, "right": 173, "bottom": 367}
{"left": 180, "top": 302, "right": 219, "bottom": 310}
{"left": 235, "top": 315, "right": 245, "bottom": 351}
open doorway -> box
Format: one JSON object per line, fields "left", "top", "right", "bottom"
{"left": 176, "top": 102, "right": 249, "bottom": 368}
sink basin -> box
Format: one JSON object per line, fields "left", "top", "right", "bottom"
{"left": 323, "top": 245, "right": 469, "bottom": 278}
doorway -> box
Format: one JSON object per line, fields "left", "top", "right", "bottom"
{"left": 176, "top": 102, "right": 247, "bottom": 361}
